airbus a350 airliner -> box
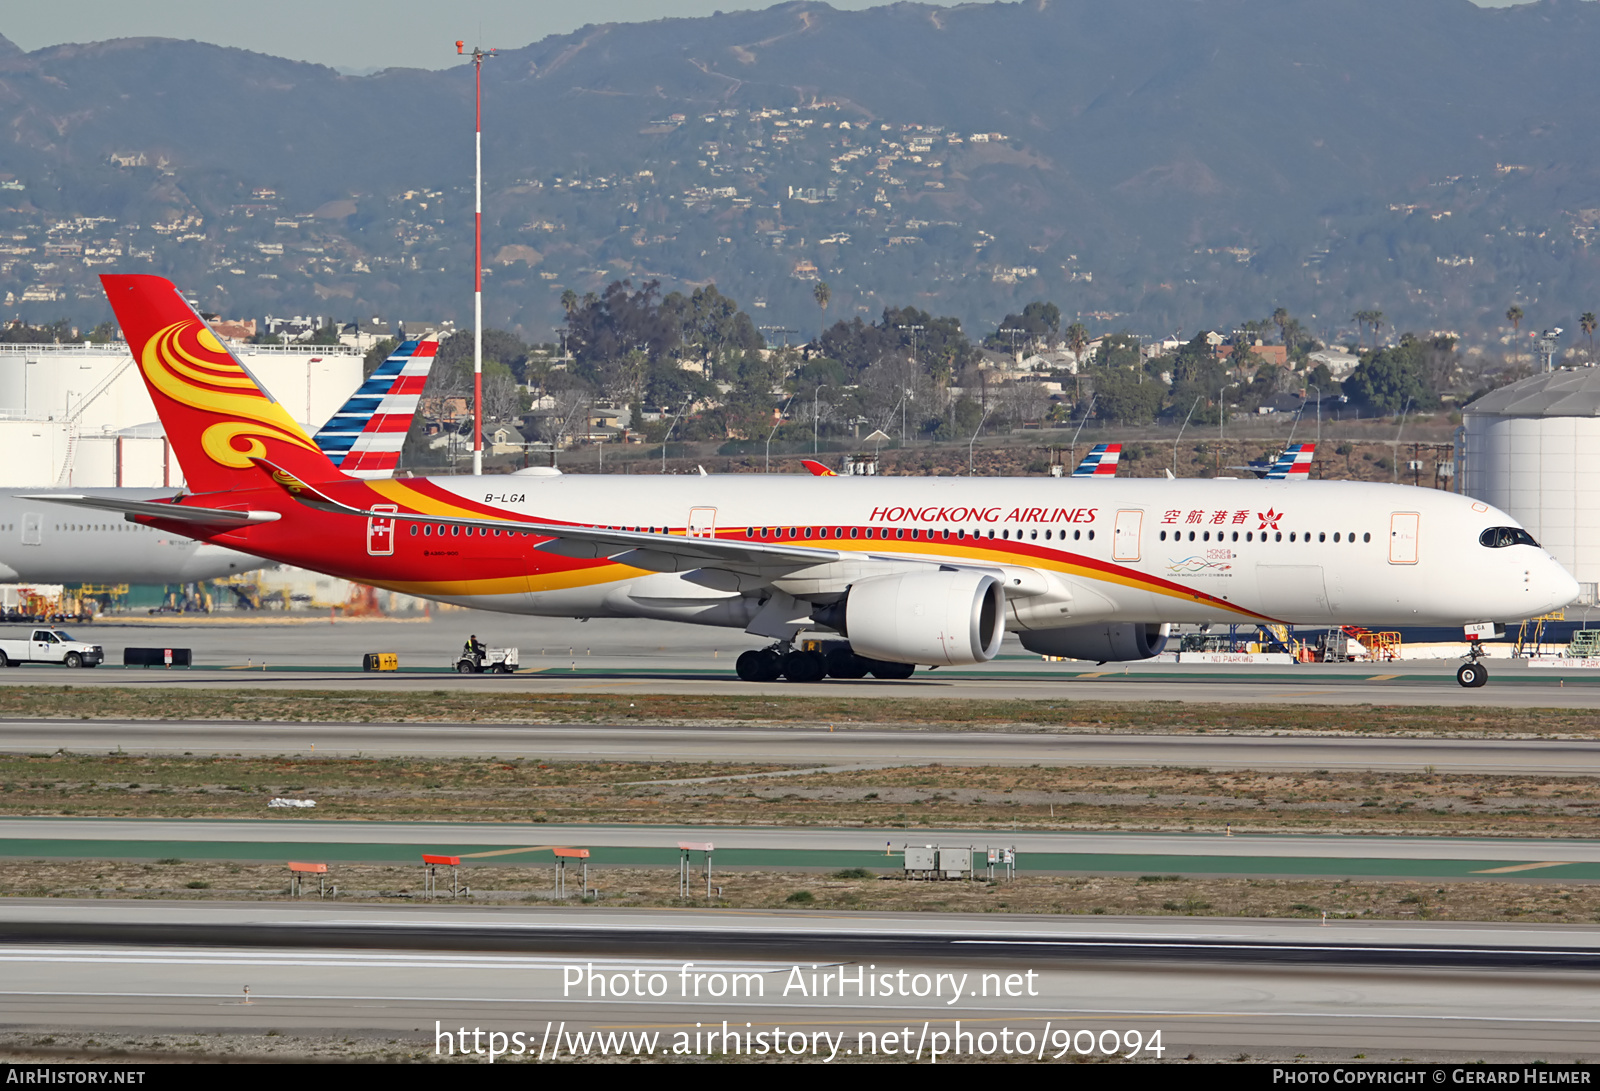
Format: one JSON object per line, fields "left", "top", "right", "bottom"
{"left": 38, "top": 275, "right": 1578, "bottom": 687}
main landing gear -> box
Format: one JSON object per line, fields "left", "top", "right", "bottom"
{"left": 1455, "top": 644, "right": 1489, "bottom": 688}
{"left": 735, "top": 642, "right": 915, "bottom": 683}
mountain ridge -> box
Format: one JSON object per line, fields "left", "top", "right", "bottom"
{"left": 1, "top": 0, "right": 1598, "bottom": 343}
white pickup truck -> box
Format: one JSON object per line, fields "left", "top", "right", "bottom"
{"left": 0, "top": 629, "right": 105, "bottom": 668}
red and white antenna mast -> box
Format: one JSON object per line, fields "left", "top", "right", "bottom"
{"left": 456, "top": 39, "right": 495, "bottom": 475}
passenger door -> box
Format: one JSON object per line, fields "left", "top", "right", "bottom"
{"left": 21, "top": 513, "right": 40, "bottom": 546}
{"left": 688, "top": 507, "right": 717, "bottom": 539}
{"left": 1113, "top": 509, "right": 1143, "bottom": 563}
{"left": 365, "top": 503, "right": 398, "bottom": 556}
{"left": 1389, "top": 512, "right": 1420, "bottom": 565}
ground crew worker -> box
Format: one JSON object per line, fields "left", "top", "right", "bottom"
{"left": 464, "top": 634, "right": 486, "bottom": 667}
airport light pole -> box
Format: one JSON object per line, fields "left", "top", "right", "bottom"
{"left": 456, "top": 39, "right": 495, "bottom": 475}
{"left": 812, "top": 383, "right": 827, "bottom": 454}
{"left": 897, "top": 324, "right": 923, "bottom": 445}
{"left": 766, "top": 393, "right": 796, "bottom": 473}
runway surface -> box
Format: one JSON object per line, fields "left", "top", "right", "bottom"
{"left": 3, "top": 818, "right": 1597, "bottom": 880}
{"left": 5, "top": 719, "right": 1599, "bottom": 773}
{"left": 0, "top": 901, "right": 1596, "bottom": 1061}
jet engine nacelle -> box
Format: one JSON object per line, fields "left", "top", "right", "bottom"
{"left": 843, "top": 569, "right": 1006, "bottom": 666}
{"left": 1017, "top": 622, "right": 1170, "bottom": 663}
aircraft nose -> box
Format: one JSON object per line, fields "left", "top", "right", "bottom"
{"left": 1543, "top": 558, "right": 1582, "bottom": 613}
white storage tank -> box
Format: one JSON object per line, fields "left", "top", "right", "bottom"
{"left": 1461, "top": 366, "right": 1600, "bottom": 602}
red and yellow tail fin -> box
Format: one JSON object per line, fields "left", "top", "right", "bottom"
{"left": 101, "top": 274, "right": 347, "bottom": 494}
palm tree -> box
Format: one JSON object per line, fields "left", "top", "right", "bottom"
{"left": 1507, "top": 305, "right": 1525, "bottom": 363}
{"left": 1066, "top": 322, "right": 1089, "bottom": 364}
{"left": 813, "top": 281, "right": 831, "bottom": 337}
{"left": 560, "top": 288, "right": 578, "bottom": 314}
{"left": 1369, "top": 310, "right": 1385, "bottom": 349}
{"left": 1351, "top": 310, "right": 1369, "bottom": 350}
{"left": 1581, "top": 312, "right": 1596, "bottom": 359}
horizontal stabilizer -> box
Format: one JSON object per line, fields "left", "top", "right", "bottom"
{"left": 14, "top": 493, "right": 282, "bottom": 527}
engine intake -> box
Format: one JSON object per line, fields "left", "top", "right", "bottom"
{"left": 1018, "top": 622, "right": 1170, "bottom": 663}
{"left": 843, "top": 570, "right": 1005, "bottom": 666}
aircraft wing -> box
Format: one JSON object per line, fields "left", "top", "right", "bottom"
{"left": 13, "top": 493, "right": 283, "bottom": 527}
{"left": 249, "top": 459, "right": 841, "bottom": 575}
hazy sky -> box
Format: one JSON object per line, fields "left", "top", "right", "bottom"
{"left": 3, "top": 0, "right": 1535, "bottom": 73}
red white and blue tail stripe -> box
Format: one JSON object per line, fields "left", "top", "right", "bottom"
{"left": 1264, "top": 441, "right": 1315, "bottom": 480}
{"left": 312, "top": 338, "right": 437, "bottom": 479}
{"left": 1072, "top": 442, "right": 1122, "bottom": 477}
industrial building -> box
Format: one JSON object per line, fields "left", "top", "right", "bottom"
{"left": 0, "top": 340, "right": 362, "bottom": 488}
{"left": 1462, "top": 365, "right": 1600, "bottom": 605}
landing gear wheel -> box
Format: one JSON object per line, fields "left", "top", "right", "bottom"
{"left": 736, "top": 650, "right": 785, "bottom": 682}
{"left": 867, "top": 659, "right": 915, "bottom": 680}
{"left": 1456, "top": 662, "right": 1488, "bottom": 688}
{"left": 783, "top": 650, "right": 827, "bottom": 683}
{"left": 825, "top": 647, "right": 870, "bottom": 679}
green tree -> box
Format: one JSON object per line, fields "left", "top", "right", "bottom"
{"left": 1092, "top": 332, "right": 1141, "bottom": 370}
{"left": 669, "top": 283, "right": 763, "bottom": 379}
{"left": 1093, "top": 364, "right": 1164, "bottom": 424}
{"left": 986, "top": 301, "right": 1062, "bottom": 350}
{"left": 1342, "top": 334, "right": 1442, "bottom": 414}
{"left": 1581, "top": 312, "right": 1596, "bottom": 358}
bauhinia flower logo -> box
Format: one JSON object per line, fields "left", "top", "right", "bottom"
{"left": 1257, "top": 508, "right": 1283, "bottom": 531}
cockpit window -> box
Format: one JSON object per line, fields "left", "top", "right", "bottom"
{"left": 1479, "top": 526, "right": 1539, "bottom": 549}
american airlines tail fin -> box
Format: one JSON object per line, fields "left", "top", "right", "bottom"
{"left": 312, "top": 337, "right": 436, "bottom": 479}
{"left": 1264, "top": 441, "right": 1316, "bottom": 480}
{"left": 1072, "top": 442, "right": 1122, "bottom": 477}
{"left": 100, "top": 274, "right": 349, "bottom": 494}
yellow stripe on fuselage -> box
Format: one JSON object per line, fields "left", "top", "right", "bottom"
{"left": 367, "top": 478, "right": 508, "bottom": 521}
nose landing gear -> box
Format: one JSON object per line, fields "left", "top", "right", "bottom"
{"left": 1456, "top": 645, "right": 1489, "bottom": 688}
